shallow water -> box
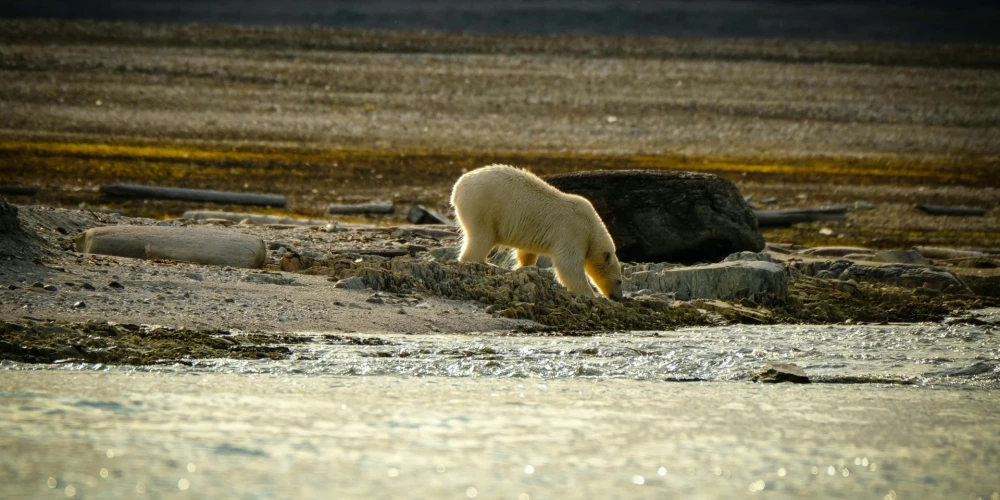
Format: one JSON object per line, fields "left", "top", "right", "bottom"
{"left": 68, "top": 322, "right": 1000, "bottom": 386}
{"left": 1, "top": 323, "right": 998, "bottom": 499}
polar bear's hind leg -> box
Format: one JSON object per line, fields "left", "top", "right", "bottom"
{"left": 516, "top": 250, "right": 539, "bottom": 267}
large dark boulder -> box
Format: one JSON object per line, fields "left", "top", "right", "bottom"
{"left": 0, "top": 195, "right": 20, "bottom": 234}
{"left": 545, "top": 170, "right": 764, "bottom": 264}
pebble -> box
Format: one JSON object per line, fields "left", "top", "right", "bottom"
{"left": 366, "top": 294, "right": 385, "bottom": 305}
{"left": 42, "top": 284, "right": 58, "bottom": 292}
{"left": 81, "top": 283, "right": 95, "bottom": 291}
{"left": 73, "top": 301, "right": 86, "bottom": 308}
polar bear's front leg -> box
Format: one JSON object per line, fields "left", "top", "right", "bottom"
{"left": 551, "top": 253, "right": 596, "bottom": 297}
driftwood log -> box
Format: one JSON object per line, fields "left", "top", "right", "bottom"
{"left": 754, "top": 206, "right": 849, "bottom": 228}
{"left": 326, "top": 202, "right": 395, "bottom": 215}
{"left": 183, "top": 210, "right": 327, "bottom": 226}
{"left": 101, "top": 183, "right": 286, "bottom": 207}
{"left": 0, "top": 185, "right": 36, "bottom": 196}
{"left": 75, "top": 226, "right": 266, "bottom": 268}
{"left": 915, "top": 204, "right": 987, "bottom": 216}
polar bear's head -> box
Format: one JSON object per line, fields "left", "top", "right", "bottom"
{"left": 586, "top": 247, "right": 623, "bottom": 301}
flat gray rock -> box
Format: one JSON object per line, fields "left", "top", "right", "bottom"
{"left": 875, "top": 249, "right": 930, "bottom": 265}
{"left": 545, "top": 170, "right": 764, "bottom": 264}
{"left": 75, "top": 226, "right": 266, "bottom": 269}
{"left": 623, "top": 259, "right": 787, "bottom": 303}
{"left": 794, "top": 260, "right": 971, "bottom": 293}
{"left": 753, "top": 362, "right": 811, "bottom": 384}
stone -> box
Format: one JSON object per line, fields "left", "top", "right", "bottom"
{"left": 108, "top": 281, "right": 124, "bottom": 289}
{"left": 622, "top": 260, "right": 787, "bottom": 303}
{"left": 875, "top": 250, "right": 930, "bottom": 265}
{"left": 407, "top": 205, "right": 454, "bottom": 225}
{"left": 794, "top": 260, "right": 971, "bottom": 293}
{"left": 73, "top": 301, "right": 86, "bottom": 309}
{"left": 545, "top": 170, "right": 764, "bottom": 264}
{"left": 76, "top": 226, "right": 266, "bottom": 269}
{"left": 333, "top": 277, "right": 368, "bottom": 290}
{"left": 839, "top": 264, "right": 969, "bottom": 293}
{"left": 752, "top": 362, "right": 811, "bottom": 384}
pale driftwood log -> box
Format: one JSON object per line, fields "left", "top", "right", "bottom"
{"left": 326, "top": 202, "right": 395, "bottom": 215}
{"left": 754, "top": 206, "right": 848, "bottom": 228}
{"left": 101, "top": 183, "right": 286, "bottom": 207}
{"left": 75, "top": 226, "right": 266, "bottom": 269}
{"left": 183, "top": 210, "right": 327, "bottom": 226}
{"left": 915, "top": 204, "right": 987, "bottom": 216}
{"left": 913, "top": 246, "right": 986, "bottom": 260}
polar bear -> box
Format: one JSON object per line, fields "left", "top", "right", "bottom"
{"left": 450, "top": 164, "right": 623, "bottom": 300}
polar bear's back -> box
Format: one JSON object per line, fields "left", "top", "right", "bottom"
{"left": 450, "top": 164, "right": 595, "bottom": 252}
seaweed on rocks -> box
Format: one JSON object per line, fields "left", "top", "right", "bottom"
{"left": 0, "top": 320, "right": 294, "bottom": 365}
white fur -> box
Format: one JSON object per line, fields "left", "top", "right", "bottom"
{"left": 450, "top": 164, "right": 623, "bottom": 299}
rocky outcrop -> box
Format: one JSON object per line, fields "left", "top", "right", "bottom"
{"left": 545, "top": 170, "right": 764, "bottom": 264}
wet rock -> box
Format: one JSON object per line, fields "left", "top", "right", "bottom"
{"left": 929, "top": 362, "right": 997, "bottom": 378}
{"left": 73, "top": 301, "right": 86, "bottom": 309}
{"left": 875, "top": 250, "right": 930, "bottom": 265}
{"left": 623, "top": 260, "right": 787, "bottom": 303}
{"left": 752, "top": 362, "right": 811, "bottom": 384}
{"left": 545, "top": 170, "right": 764, "bottom": 264}
{"left": 334, "top": 276, "right": 368, "bottom": 290}
{"left": 42, "top": 284, "right": 58, "bottom": 292}
{"left": 76, "top": 226, "right": 266, "bottom": 269}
